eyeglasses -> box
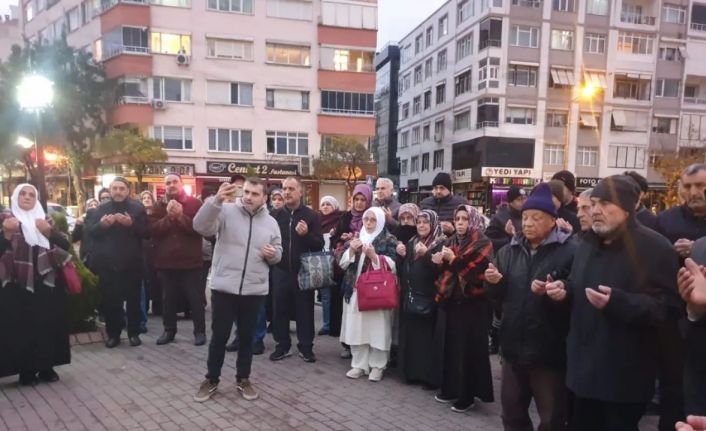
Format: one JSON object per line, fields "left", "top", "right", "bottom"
{"left": 363, "top": 217, "right": 376, "bottom": 222}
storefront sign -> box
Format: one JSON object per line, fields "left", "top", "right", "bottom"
{"left": 98, "top": 163, "right": 195, "bottom": 177}
{"left": 577, "top": 177, "right": 601, "bottom": 188}
{"left": 482, "top": 166, "right": 538, "bottom": 178}
{"left": 206, "top": 161, "right": 299, "bottom": 177}
{"left": 452, "top": 169, "right": 473, "bottom": 183}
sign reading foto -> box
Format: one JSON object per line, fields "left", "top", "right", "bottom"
{"left": 482, "top": 166, "right": 538, "bottom": 179}
{"left": 206, "top": 161, "right": 299, "bottom": 177}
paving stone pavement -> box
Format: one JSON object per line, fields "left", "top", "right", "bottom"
{"left": 0, "top": 307, "right": 659, "bottom": 431}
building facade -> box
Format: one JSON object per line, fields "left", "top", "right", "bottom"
{"left": 19, "top": 0, "right": 377, "bottom": 203}
{"left": 0, "top": 5, "right": 22, "bottom": 60}
{"left": 395, "top": 0, "right": 706, "bottom": 211}
{"left": 372, "top": 42, "right": 400, "bottom": 181}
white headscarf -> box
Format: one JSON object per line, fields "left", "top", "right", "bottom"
{"left": 10, "top": 183, "right": 50, "bottom": 249}
{"left": 319, "top": 195, "right": 340, "bottom": 211}
{"left": 359, "top": 207, "right": 385, "bottom": 246}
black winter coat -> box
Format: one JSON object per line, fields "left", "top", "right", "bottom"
{"left": 85, "top": 199, "right": 148, "bottom": 271}
{"left": 330, "top": 211, "right": 354, "bottom": 252}
{"left": 485, "top": 205, "right": 522, "bottom": 252}
{"left": 656, "top": 204, "right": 706, "bottom": 243}
{"left": 420, "top": 194, "right": 468, "bottom": 223}
{"left": 636, "top": 205, "right": 658, "bottom": 231}
{"left": 564, "top": 222, "right": 681, "bottom": 403}
{"left": 486, "top": 229, "right": 576, "bottom": 368}
{"left": 271, "top": 204, "right": 324, "bottom": 274}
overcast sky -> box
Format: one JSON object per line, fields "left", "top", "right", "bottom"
{"left": 0, "top": 0, "right": 14, "bottom": 17}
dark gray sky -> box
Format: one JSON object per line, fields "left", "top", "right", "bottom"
{"left": 377, "top": 0, "right": 447, "bottom": 48}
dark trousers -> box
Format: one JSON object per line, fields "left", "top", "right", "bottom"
{"left": 158, "top": 269, "right": 206, "bottom": 335}
{"left": 571, "top": 397, "right": 645, "bottom": 431}
{"left": 684, "top": 323, "right": 706, "bottom": 415}
{"left": 656, "top": 322, "right": 686, "bottom": 430}
{"left": 501, "top": 361, "right": 567, "bottom": 431}
{"left": 272, "top": 267, "right": 314, "bottom": 354}
{"left": 206, "top": 291, "right": 265, "bottom": 381}
{"left": 99, "top": 269, "right": 141, "bottom": 338}
{"left": 329, "top": 284, "right": 343, "bottom": 337}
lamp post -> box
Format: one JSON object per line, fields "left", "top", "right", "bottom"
{"left": 16, "top": 74, "right": 54, "bottom": 211}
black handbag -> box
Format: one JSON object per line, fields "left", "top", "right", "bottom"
{"left": 403, "top": 289, "right": 436, "bottom": 315}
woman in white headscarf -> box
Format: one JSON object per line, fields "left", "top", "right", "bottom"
{"left": 0, "top": 183, "right": 73, "bottom": 385}
{"left": 337, "top": 207, "right": 399, "bottom": 382}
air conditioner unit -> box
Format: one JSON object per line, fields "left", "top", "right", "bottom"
{"left": 152, "top": 100, "right": 166, "bottom": 110}
{"left": 433, "top": 133, "right": 443, "bottom": 142}
{"left": 176, "top": 51, "right": 190, "bottom": 66}
{"left": 300, "top": 156, "right": 311, "bottom": 176}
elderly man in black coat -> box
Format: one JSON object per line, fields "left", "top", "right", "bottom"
{"left": 542, "top": 175, "right": 682, "bottom": 431}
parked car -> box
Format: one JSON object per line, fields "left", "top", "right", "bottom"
{"left": 47, "top": 202, "right": 76, "bottom": 232}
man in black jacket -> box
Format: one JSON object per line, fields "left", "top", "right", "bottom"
{"left": 485, "top": 185, "right": 526, "bottom": 252}
{"left": 485, "top": 182, "right": 576, "bottom": 431}
{"left": 544, "top": 175, "right": 682, "bottom": 431}
{"left": 624, "top": 170, "right": 658, "bottom": 231}
{"left": 420, "top": 172, "right": 467, "bottom": 235}
{"left": 85, "top": 177, "right": 148, "bottom": 348}
{"left": 269, "top": 177, "right": 324, "bottom": 363}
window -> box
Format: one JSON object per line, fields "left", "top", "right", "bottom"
{"left": 208, "top": 0, "right": 253, "bottom": 12}
{"left": 401, "top": 45, "right": 412, "bottom": 64}
{"left": 413, "top": 96, "right": 421, "bottom": 114}
{"left": 423, "top": 124, "right": 431, "bottom": 141}
{"left": 402, "top": 103, "right": 410, "bottom": 119}
{"left": 434, "top": 119, "right": 445, "bottom": 140}
{"left": 153, "top": 77, "right": 192, "bottom": 102}
{"left": 553, "top": 0, "right": 574, "bottom": 12}
{"left": 617, "top": 32, "right": 654, "bottom": 55}
{"left": 414, "top": 66, "right": 423, "bottom": 85}
{"left": 658, "top": 46, "right": 683, "bottom": 61}
{"left": 510, "top": 25, "right": 539, "bottom": 48}
{"left": 151, "top": 31, "right": 191, "bottom": 55}
{"left": 512, "top": 0, "right": 541, "bottom": 7}
{"left": 320, "top": 47, "right": 375, "bottom": 72}
{"left": 458, "top": 0, "right": 473, "bottom": 23}
{"left": 478, "top": 58, "right": 500, "bottom": 89}
{"left": 266, "top": 131, "right": 309, "bottom": 155}
{"left": 153, "top": 0, "right": 191, "bottom": 6}
{"left": 437, "top": 49, "right": 447, "bottom": 72}
{"left": 551, "top": 30, "right": 574, "bottom": 50}
{"left": 477, "top": 97, "right": 500, "bottom": 126}
{"left": 66, "top": 7, "right": 80, "bottom": 33}
{"left": 433, "top": 150, "right": 444, "bottom": 169}
{"left": 439, "top": 14, "right": 449, "bottom": 36}
{"left": 400, "top": 131, "right": 409, "bottom": 148}
{"left": 456, "top": 33, "right": 473, "bottom": 61}
{"left": 25, "top": 1, "right": 34, "bottom": 22}
{"left": 321, "top": 0, "right": 377, "bottom": 29}
{"left": 655, "top": 79, "right": 681, "bottom": 98}
{"left": 663, "top": 4, "right": 686, "bottom": 23}
{"left": 153, "top": 126, "right": 193, "bottom": 150}
{"left": 321, "top": 91, "right": 374, "bottom": 115}
{"left": 400, "top": 160, "right": 408, "bottom": 175}
{"left": 37, "top": 0, "right": 45, "bottom": 12}
{"left": 613, "top": 76, "right": 651, "bottom": 101}
{"left": 424, "top": 90, "right": 432, "bottom": 110}
{"left": 455, "top": 69, "right": 472, "bottom": 96}
{"left": 507, "top": 65, "right": 537, "bottom": 87}
{"left": 266, "top": 89, "right": 309, "bottom": 110}
{"left": 117, "top": 77, "right": 148, "bottom": 101}
{"left": 208, "top": 129, "right": 253, "bottom": 153}
{"left": 586, "top": 0, "right": 608, "bottom": 15}
{"left": 652, "top": 117, "right": 677, "bottom": 134}
{"left": 611, "top": 110, "right": 650, "bottom": 131}
{"left": 411, "top": 156, "right": 419, "bottom": 173}
{"left": 422, "top": 153, "right": 430, "bottom": 171}
{"left": 506, "top": 107, "right": 535, "bottom": 124}
{"left": 546, "top": 111, "right": 567, "bottom": 127}
{"left": 415, "top": 34, "right": 423, "bottom": 54}
{"left": 80, "top": 0, "right": 93, "bottom": 25}
{"left": 584, "top": 33, "right": 606, "bottom": 54}
{"left": 205, "top": 81, "right": 253, "bottom": 106}
{"left": 207, "top": 38, "right": 253, "bottom": 60}
{"left": 577, "top": 147, "right": 598, "bottom": 167}
{"left": 608, "top": 145, "right": 645, "bottom": 168}
{"left": 425, "top": 27, "right": 434, "bottom": 47}
{"left": 544, "top": 144, "right": 565, "bottom": 165}
{"left": 403, "top": 74, "right": 411, "bottom": 91}
{"left": 454, "top": 110, "right": 471, "bottom": 131}
{"left": 436, "top": 83, "right": 446, "bottom": 105}
{"left": 424, "top": 58, "right": 433, "bottom": 79}
{"left": 479, "top": 17, "right": 503, "bottom": 50}
{"left": 266, "top": 0, "right": 312, "bottom": 20}
{"left": 266, "top": 43, "right": 311, "bottom": 66}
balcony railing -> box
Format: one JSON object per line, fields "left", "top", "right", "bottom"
{"left": 98, "top": 0, "right": 148, "bottom": 14}
{"left": 479, "top": 39, "right": 502, "bottom": 50}
{"left": 321, "top": 108, "right": 375, "bottom": 116}
{"left": 620, "top": 13, "right": 656, "bottom": 25}
{"left": 119, "top": 96, "right": 150, "bottom": 104}
{"left": 691, "top": 22, "right": 706, "bottom": 32}
{"left": 104, "top": 44, "right": 150, "bottom": 60}
{"left": 684, "top": 96, "right": 706, "bottom": 105}
{"left": 476, "top": 121, "right": 499, "bottom": 129}
{"left": 512, "top": 0, "right": 541, "bottom": 7}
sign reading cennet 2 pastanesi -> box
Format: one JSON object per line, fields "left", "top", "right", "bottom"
{"left": 206, "top": 161, "right": 299, "bottom": 177}
{"left": 482, "top": 166, "right": 538, "bottom": 178}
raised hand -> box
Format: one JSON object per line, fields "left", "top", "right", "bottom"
{"left": 485, "top": 262, "right": 503, "bottom": 284}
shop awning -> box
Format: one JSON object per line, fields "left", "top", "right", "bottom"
{"left": 584, "top": 71, "right": 608, "bottom": 89}
{"left": 580, "top": 113, "right": 599, "bottom": 127}
{"left": 678, "top": 46, "right": 688, "bottom": 59}
{"left": 551, "top": 68, "right": 575, "bottom": 86}
{"left": 612, "top": 110, "right": 627, "bottom": 127}
{"left": 624, "top": 72, "right": 652, "bottom": 80}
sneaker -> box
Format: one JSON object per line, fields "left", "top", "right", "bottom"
{"left": 451, "top": 400, "right": 475, "bottom": 413}
{"left": 194, "top": 379, "right": 218, "bottom": 403}
{"left": 236, "top": 378, "right": 259, "bottom": 401}
{"left": 317, "top": 328, "right": 330, "bottom": 336}
{"left": 340, "top": 349, "right": 352, "bottom": 359}
{"left": 368, "top": 367, "right": 384, "bottom": 382}
{"left": 128, "top": 335, "right": 142, "bottom": 347}
{"left": 346, "top": 368, "right": 365, "bottom": 379}
{"left": 269, "top": 348, "right": 291, "bottom": 361}
{"left": 37, "top": 369, "right": 59, "bottom": 383}
{"left": 299, "top": 351, "right": 316, "bottom": 363}
{"left": 194, "top": 333, "right": 207, "bottom": 346}
{"left": 435, "top": 394, "right": 457, "bottom": 404}
{"left": 156, "top": 331, "right": 175, "bottom": 345}
{"left": 253, "top": 340, "right": 265, "bottom": 355}
{"left": 105, "top": 337, "right": 121, "bottom": 349}
{"left": 18, "top": 372, "right": 38, "bottom": 386}
{"left": 225, "top": 338, "right": 239, "bottom": 352}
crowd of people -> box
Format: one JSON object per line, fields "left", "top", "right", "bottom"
{"left": 1, "top": 165, "right": 706, "bottom": 431}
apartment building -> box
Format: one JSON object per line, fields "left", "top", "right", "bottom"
{"left": 19, "top": 0, "right": 377, "bottom": 204}
{"left": 394, "top": 0, "right": 706, "bottom": 211}
{"left": 372, "top": 42, "right": 400, "bottom": 180}
{"left": 0, "top": 5, "right": 22, "bottom": 60}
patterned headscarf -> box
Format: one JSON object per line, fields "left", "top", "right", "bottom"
{"left": 349, "top": 183, "right": 373, "bottom": 234}
{"left": 455, "top": 205, "right": 486, "bottom": 234}
{"left": 398, "top": 203, "right": 420, "bottom": 224}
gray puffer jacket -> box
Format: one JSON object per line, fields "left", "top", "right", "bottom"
{"left": 193, "top": 198, "right": 282, "bottom": 296}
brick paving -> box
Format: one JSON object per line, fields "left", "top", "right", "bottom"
{"left": 0, "top": 307, "right": 659, "bottom": 431}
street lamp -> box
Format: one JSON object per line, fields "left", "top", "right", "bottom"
{"left": 564, "top": 83, "right": 599, "bottom": 170}
{"left": 16, "top": 74, "right": 54, "bottom": 211}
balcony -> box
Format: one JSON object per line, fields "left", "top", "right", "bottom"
{"left": 97, "top": 0, "right": 148, "bottom": 16}
{"left": 691, "top": 4, "right": 706, "bottom": 33}
{"left": 512, "top": 0, "right": 541, "bottom": 7}
{"left": 476, "top": 121, "right": 499, "bottom": 128}
{"left": 692, "top": 22, "right": 706, "bottom": 32}
{"left": 683, "top": 81, "right": 706, "bottom": 107}
{"left": 104, "top": 44, "right": 149, "bottom": 60}
{"left": 479, "top": 39, "right": 501, "bottom": 50}
{"left": 620, "top": 13, "right": 656, "bottom": 25}
{"left": 619, "top": 1, "right": 657, "bottom": 28}
{"left": 613, "top": 73, "right": 652, "bottom": 102}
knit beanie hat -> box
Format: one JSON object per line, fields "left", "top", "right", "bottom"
{"left": 552, "top": 170, "right": 576, "bottom": 194}
{"left": 590, "top": 175, "right": 639, "bottom": 214}
{"left": 432, "top": 172, "right": 453, "bottom": 191}
{"left": 507, "top": 185, "right": 526, "bottom": 203}
{"left": 522, "top": 183, "right": 558, "bottom": 217}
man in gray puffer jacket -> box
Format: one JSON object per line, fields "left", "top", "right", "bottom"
{"left": 192, "top": 177, "right": 282, "bottom": 403}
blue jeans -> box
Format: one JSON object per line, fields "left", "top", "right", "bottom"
{"left": 125, "top": 283, "right": 148, "bottom": 331}
{"left": 320, "top": 287, "right": 331, "bottom": 331}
